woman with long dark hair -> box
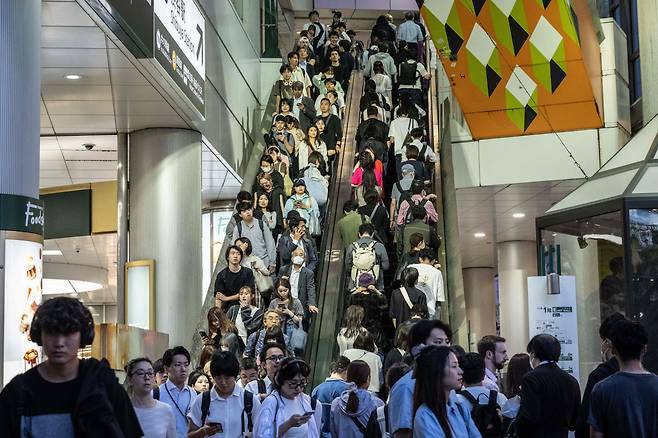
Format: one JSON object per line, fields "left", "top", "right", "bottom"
{"left": 501, "top": 353, "right": 532, "bottom": 420}
{"left": 269, "top": 277, "right": 304, "bottom": 340}
{"left": 330, "top": 360, "right": 384, "bottom": 437}
{"left": 413, "top": 346, "right": 480, "bottom": 437}
{"left": 202, "top": 306, "right": 237, "bottom": 350}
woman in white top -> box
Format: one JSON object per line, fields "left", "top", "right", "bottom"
{"left": 336, "top": 304, "right": 370, "bottom": 355}
{"left": 296, "top": 125, "right": 328, "bottom": 174}
{"left": 126, "top": 357, "right": 177, "bottom": 438}
{"left": 342, "top": 332, "right": 383, "bottom": 394}
{"left": 235, "top": 236, "right": 272, "bottom": 308}
{"left": 227, "top": 286, "right": 264, "bottom": 347}
{"left": 253, "top": 357, "right": 322, "bottom": 437}
{"left": 372, "top": 60, "right": 392, "bottom": 110}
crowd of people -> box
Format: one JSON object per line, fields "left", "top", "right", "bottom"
{"left": 2, "top": 9, "right": 658, "bottom": 438}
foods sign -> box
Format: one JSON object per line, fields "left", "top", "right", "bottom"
{"left": 3, "top": 240, "right": 43, "bottom": 386}
{"left": 154, "top": 0, "right": 205, "bottom": 114}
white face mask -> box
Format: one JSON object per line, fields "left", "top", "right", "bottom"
{"left": 292, "top": 256, "right": 305, "bottom": 265}
{"left": 261, "top": 166, "right": 271, "bottom": 173}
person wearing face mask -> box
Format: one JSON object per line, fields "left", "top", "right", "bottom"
{"left": 388, "top": 319, "right": 452, "bottom": 438}
{"left": 515, "top": 334, "right": 581, "bottom": 438}
{"left": 253, "top": 358, "right": 322, "bottom": 438}
{"left": 277, "top": 215, "right": 319, "bottom": 272}
{"left": 574, "top": 312, "right": 625, "bottom": 438}
{"left": 412, "top": 346, "right": 480, "bottom": 437}
{"left": 277, "top": 246, "right": 319, "bottom": 316}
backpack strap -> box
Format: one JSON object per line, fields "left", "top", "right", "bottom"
{"left": 459, "top": 389, "right": 478, "bottom": 407}
{"left": 369, "top": 204, "right": 379, "bottom": 221}
{"left": 384, "top": 404, "right": 389, "bottom": 433}
{"left": 236, "top": 221, "right": 243, "bottom": 236}
{"left": 399, "top": 287, "right": 414, "bottom": 310}
{"left": 243, "top": 390, "right": 254, "bottom": 432}
{"left": 350, "top": 415, "right": 367, "bottom": 433}
{"left": 488, "top": 390, "right": 498, "bottom": 409}
{"left": 257, "top": 379, "right": 267, "bottom": 394}
{"left": 200, "top": 390, "right": 211, "bottom": 425}
{"left": 311, "top": 396, "right": 318, "bottom": 410}
{"left": 152, "top": 386, "right": 160, "bottom": 400}
{"left": 395, "top": 181, "right": 403, "bottom": 194}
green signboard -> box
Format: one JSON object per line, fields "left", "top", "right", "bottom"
{"left": 0, "top": 194, "right": 44, "bottom": 235}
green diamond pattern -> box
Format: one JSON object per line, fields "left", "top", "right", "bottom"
{"left": 424, "top": 0, "right": 465, "bottom": 57}
{"left": 465, "top": 23, "right": 502, "bottom": 97}
{"left": 490, "top": 0, "right": 530, "bottom": 55}
{"left": 557, "top": 0, "right": 580, "bottom": 45}
{"left": 505, "top": 66, "right": 538, "bottom": 131}
{"left": 529, "top": 16, "right": 566, "bottom": 93}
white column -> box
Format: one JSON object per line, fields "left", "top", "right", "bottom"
{"left": 497, "top": 241, "right": 537, "bottom": 357}
{"left": 129, "top": 128, "right": 202, "bottom": 347}
{"left": 463, "top": 267, "right": 497, "bottom": 351}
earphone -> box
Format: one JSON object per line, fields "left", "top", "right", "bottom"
{"left": 29, "top": 299, "right": 95, "bottom": 348}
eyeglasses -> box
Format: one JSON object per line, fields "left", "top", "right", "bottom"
{"left": 133, "top": 370, "right": 155, "bottom": 378}
{"left": 266, "top": 354, "right": 286, "bottom": 362}
{"left": 286, "top": 379, "right": 308, "bottom": 390}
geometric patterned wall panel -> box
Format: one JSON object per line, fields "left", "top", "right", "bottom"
{"left": 421, "top": 0, "right": 603, "bottom": 139}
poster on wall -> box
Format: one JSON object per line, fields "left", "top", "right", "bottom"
{"left": 527, "top": 275, "right": 579, "bottom": 381}
{"left": 3, "top": 239, "right": 43, "bottom": 386}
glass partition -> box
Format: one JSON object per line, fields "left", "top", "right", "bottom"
{"left": 539, "top": 210, "right": 624, "bottom": 383}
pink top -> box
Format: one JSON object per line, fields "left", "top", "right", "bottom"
{"left": 396, "top": 194, "right": 439, "bottom": 225}
{"left": 351, "top": 161, "right": 384, "bottom": 188}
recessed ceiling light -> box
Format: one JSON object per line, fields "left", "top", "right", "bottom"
{"left": 474, "top": 232, "right": 486, "bottom": 238}
{"left": 43, "top": 250, "right": 62, "bottom": 256}
{"left": 512, "top": 212, "right": 526, "bottom": 218}
{"left": 65, "top": 74, "right": 82, "bottom": 80}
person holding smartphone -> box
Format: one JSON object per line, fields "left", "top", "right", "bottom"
{"left": 268, "top": 278, "right": 305, "bottom": 340}
{"left": 253, "top": 358, "right": 322, "bottom": 437}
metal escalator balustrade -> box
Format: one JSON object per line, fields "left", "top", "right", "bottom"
{"left": 306, "top": 72, "right": 364, "bottom": 387}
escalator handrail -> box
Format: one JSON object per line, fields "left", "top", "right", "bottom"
{"left": 306, "top": 71, "right": 364, "bottom": 387}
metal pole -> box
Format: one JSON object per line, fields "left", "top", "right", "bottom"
{"left": 116, "top": 132, "right": 128, "bottom": 324}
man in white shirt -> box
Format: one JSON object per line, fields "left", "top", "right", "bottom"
{"left": 159, "top": 346, "right": 197, "bottom": 438}
{"left": 287, "top": 51, "right": 313, "bottom": 97}
{"left": 477, "top": 335, "right": 509, "bottom": 392}
{"left": 458, "top": 352, "right": 508, "bottom": 412}
{"left": 398, "top": 50, "right": 432, "bottom": 108}
{"left": 388, "top": 107, "right": 418, "bottom": 175}
{"left": 245, "top": 342, "right": 287, "bottom": 401}
{"left": 187, "top": 351, "right": 261, "bottom": 438}
{"left": 408, "top": 249, "right": 445, "bottom": 318}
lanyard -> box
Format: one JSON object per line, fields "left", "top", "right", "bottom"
{"left": 165, "top": 383, "right": 190, "bottom": 420}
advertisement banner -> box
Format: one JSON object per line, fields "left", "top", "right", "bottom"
{"left": 527, "top": 275, "right": 580, "bottom": 381}
{"left": 3, "top": 239, "right": 43, "bottom": 386}
{"left": 153, "top": 0, "right": 205, "bottom": 114}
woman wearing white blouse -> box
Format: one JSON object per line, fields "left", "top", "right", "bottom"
{"left": 296, "top": 125, "right": 328, "bottom": 174}
{"left": 127, "top": 357, "right": 177, "bottom": 438}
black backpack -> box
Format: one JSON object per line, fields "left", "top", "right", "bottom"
{"left": 399, "top": 61, "right": 419, "bottom": 86}
{"left": 200, "top": 389, "right": 256, "bottom": 433}
{"left": 459, "top": 390, "right": 504, "bottom": 438}
{"left": 396, "top": 181, "right": 429, "bottom": 224}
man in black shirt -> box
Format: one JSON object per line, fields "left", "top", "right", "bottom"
{"left": 214, "top": 245, "right": 256, "bottom": 311}
{"left": 316, "top": 98, "right": 342, "bottom": 162}
{"left": 355, "top": 106, "right": 389, "bottom": 146}
{"left": 0, "top": 297, "right": 142, "bottom": 437}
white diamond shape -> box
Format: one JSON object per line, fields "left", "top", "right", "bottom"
{"left": 491, "top": 0, "right": 517, "bottom": 17}
{"left": 425, "top": 0, "right": 456, "bottom": 23}
{"left": 529, "top": 16, "right": 562, "bottom": 59}
{"left": 505, "top": 65, "right": 537, "bottom": 107}
{"left": 465, "top": 23, "right": 496, "bottom": 65}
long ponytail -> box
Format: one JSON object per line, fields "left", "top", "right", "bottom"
{"left": 346, "top": 390, "right": 359, "bottom": 414}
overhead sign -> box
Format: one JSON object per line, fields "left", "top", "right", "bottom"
{"left": 0, "top": 194, "right": 44, "bottom": 236}
{"left": 153, "top": 0, "right": 205, "bottom": 114}
{"left": 528, "top": 275, "right": 580, "bottom": 382}
{"left": 86, "top": 0, "right": 154, "bottom": 58}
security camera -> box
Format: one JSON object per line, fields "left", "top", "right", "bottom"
{"left": 83, "top": 143, "right": 95, "bottom": 151}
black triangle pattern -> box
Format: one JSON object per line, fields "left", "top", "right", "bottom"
{"left": 445, "top": 24, "right": 464, "bottom": 55}
{"left": 571, "top": 7, "right": 581, "bottom": 44}
{"left": 549, "top": 59, "right": 566, "bottom": 92}
{"left": 473, "top": 0, "right": 486, "bottom": 16}
{"left": 508, "top": 16, "right": 529, "bottom": 55}
{"left": 542, "top": 0, "right": 551, "bottom": 8}
{"left": 485, "top": 64, "right": 501, "bottom": 96}
{"left": 524, "top": 105, "right": 537, "bottom": 131}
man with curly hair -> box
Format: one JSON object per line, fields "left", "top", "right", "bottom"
{"left": 0, "top": 297, "right": 143, "bottom": 437}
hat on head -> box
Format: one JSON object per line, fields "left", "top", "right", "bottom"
{"left": 401, "top": 163, "right": 415, "bottom": 174}
{"left": 358, "top": 272, "right": 375, "bottom": 287}
{"left": 293, "top": 178, "right": 306, "bottom": 187}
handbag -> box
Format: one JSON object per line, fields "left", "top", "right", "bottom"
{"left": 254, "top": 270, "right": 274, "bottom": 293}
{"left": 289, "top": 324, "right": 308, "bottom": 351}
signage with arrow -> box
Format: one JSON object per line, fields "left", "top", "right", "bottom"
{"left": 153, "top": 0, "right": 206, "bottom": 114}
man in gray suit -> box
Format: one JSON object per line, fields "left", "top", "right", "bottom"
{"left": 277, "top": 246, "right": 318, "bottom": 319}
{"left": 291, "top": 81, "right": 316, "bottom": 133}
